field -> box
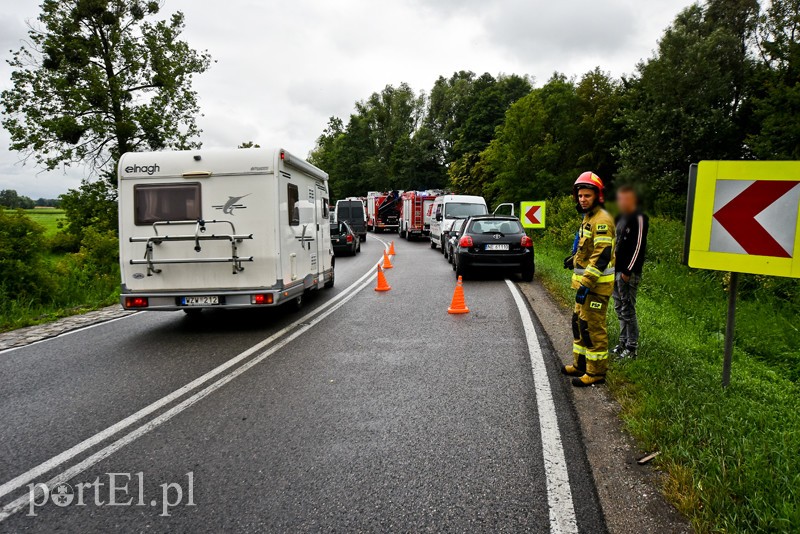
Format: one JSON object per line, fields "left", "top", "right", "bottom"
{"left": 21, "top": 208, "right": 66, "bottom": 237}
{"left": 534, "top": 197, "right": 800, "bottom": 532}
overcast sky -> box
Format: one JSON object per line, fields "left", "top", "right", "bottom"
{"left": 0, "top": 0, "right": 690, "bottom": 199}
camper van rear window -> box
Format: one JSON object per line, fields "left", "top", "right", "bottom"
{"left": 288, "top": 183, "right": 299, "bottom": 226}
{"left": 133, "top": 183, "right": 202, "bottom": 225}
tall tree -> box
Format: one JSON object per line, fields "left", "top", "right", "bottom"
{"left": 750, "top": 0, "right": 800, "bottom": 158}
{"left": 1, "top": 0, "right": 212, "bottom": 184}
{"left": 617, "top": 2, "right": 758, "bottom": 195}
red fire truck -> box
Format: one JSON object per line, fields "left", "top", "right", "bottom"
{"left": 399, "top": 190, "right": 440, "bottom": 239}
{"left": 366, "top": 191, "right": 402, "bottom": 232}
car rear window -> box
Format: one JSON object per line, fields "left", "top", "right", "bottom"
{"left": 468, "top": 219, "right": 524, "bottom": 234}
{"left": 445, "top": 202, "right": 488, "bottom": 219}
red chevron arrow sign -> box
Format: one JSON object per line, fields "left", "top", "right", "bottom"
{"left": 688, "top": 161, "right": 800, "bottom": 278}
{"left": 711, "top": 180, "right": 800, "bottom": 258}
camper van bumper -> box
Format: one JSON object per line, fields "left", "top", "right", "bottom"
{"left": 120, "top": 285, "right": 308, "bottom": 311}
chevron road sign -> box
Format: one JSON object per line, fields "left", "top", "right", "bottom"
{"left": 687, "top": 161, "right": 800, "bottom": 278}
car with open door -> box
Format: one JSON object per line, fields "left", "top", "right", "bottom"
{"left": 452, "top": 216, "right": 534, "bottom": 281}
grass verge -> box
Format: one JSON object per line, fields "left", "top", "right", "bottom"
{"left": 534, "top": 197, "right": 800, "bottom": 533}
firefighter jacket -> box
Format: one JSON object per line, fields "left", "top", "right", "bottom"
{"left": 572, "top": 206, "right": 616, "bottom": 296}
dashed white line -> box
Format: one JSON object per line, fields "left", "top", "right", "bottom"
{"left": 506, "top": 280, "right": 578, "bottom": 534}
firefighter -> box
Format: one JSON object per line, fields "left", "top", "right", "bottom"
{"left": 561, "top": 172, "right": 616, "bottom": 387}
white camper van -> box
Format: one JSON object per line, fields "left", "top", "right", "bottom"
{"left": 429, "top": 194, "right": 488, "bottom": 250}
{"left": 118, "top": 148, "right": 334, "bottom": 313}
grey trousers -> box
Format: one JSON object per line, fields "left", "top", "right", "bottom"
{"left": 613, "top": 272, "right": 641, "bottom": 349}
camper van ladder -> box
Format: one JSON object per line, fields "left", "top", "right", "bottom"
{"left": 129, "top": 219, "right": 254, "bottom": 276}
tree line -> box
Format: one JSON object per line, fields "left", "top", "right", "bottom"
{"left": 309, "top": 0, "right": 799, "bottom": 216}
{"left": 0, "top": 190, "right": 60, "bottom": 209}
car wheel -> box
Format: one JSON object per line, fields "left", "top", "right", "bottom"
{"left": 430, "top": 239, "right": 437, "bottom": 249}
{"left": 357, "top": 242, "right": 361, "bottom": 253}
{"left": 456, "top": 262, "right": 468, "bottom": 280}
{"left": 521, "top": 265, "right": 534, "bottom": 282}
{"left": 360, "top": 234, "right": 367, "bottom": 242}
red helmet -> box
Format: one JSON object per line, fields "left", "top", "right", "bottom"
{"left": 573, "top": 171, "right": 605, "bottom": 203}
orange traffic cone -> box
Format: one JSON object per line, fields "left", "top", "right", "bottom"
{"left": 375, "top": 265, "right": 391, "bottom": 292}
{"left": 448, "top": 276, "right": 470, "bottom": 314}
{"left": 389, "top": 241, "right": 396, "bottom": 256}
{"left": 382, "top": 250, "right": 394, "bottom": 269}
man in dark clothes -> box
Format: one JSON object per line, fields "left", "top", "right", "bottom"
{"left": 612, "top": 185, "right": 649, "bottom": 359}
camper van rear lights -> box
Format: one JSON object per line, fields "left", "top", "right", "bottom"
{"left": 182, "top": 171, "right": 212, "bottom": 178}
{"left": 280, "top": 151, "right": 286, "bottom": 160}
{"left": 251, "top": 294, "right": 273, "bottom": 305}
{"left": 125, "top": 297, "right": 149, "bottom": 309}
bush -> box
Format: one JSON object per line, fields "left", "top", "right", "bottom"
{"left": 0, "top": 209, "right": 54, "bottom": 302}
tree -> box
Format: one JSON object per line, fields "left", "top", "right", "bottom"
{"left": 1, "top": 0, "right": 212, "bottom": 184}
{"left": 0, "top": 190, "right": 36, "bottom": 209}
{"left": 238, "top": 141, "right": 261, "bottom": 149}
{"left": 479, "top": 74, "right": 584, "bottom": 204}
{"left": 617, "top": 2, "right": 758, "bottom": 196}
{"left": 749, "top": 0, "right": 800, "bottom": 158}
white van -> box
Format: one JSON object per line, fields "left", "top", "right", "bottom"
{"left": 429, "top": 194, "right": 489, "bottom": 250}
{"left": 118, "top": 148, "right": 334, "bottom": 313}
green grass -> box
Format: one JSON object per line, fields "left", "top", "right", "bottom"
{"left": 534, "top": 198, "right": 800, "bottom": 533}
{"left": 21, "top": 208, "right": 66, "bottom": 237}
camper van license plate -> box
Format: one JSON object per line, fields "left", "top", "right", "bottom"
{"left": 182, "top": 296, "right": 220, "bottom": 306}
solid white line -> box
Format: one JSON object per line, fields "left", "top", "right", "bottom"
{"left": 0, "top": 266, "right": 380, "bottom": 521}
{"left": 0, "top": 242, "right": 391, "bottom": 508}
{"left": 0, "top": 312, "right": 142, "bottom": 356}
{"left": 506, "top": 280, "right": 578, "bottom": 534}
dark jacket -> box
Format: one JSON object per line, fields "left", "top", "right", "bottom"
{"left": 615, "top": 211, "right": 648, "bottom": 276}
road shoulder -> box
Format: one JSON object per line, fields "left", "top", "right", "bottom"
{"left": 518, "top": 280, "right": 691, "bottom": 534}
{"left": 0, "top": 305, "right": 135, "bottom": 352}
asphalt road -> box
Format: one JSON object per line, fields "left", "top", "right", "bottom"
{"left": 0, "top": 235, "right": 605, "bottom": 533}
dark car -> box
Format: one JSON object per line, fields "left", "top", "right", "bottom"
{"left": 443, "top": 218, "right": 467, "bottom": 264}
{"left": 453, "top": 216, "right": 534, "bottom": 281}
{"left": 336, "top": 199, "right": 367, "bottom": 242}
{"left": 330, "top": 221, "right": 361, "bottom": 256}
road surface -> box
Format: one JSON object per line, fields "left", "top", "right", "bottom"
{"left": 0, "top": 236, "right": 605, "bottom": 533}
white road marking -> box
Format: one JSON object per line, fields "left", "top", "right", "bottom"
{"left": 506, "top": 280, "right": 578, "bottom": 534}
{"left": 0, "top": 241, "right": 391, "bottom": 518}
{"left": 0, "top": 312, "right": 142, "bottom": 356}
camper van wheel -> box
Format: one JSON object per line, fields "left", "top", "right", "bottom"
{"left": 430, "top": 239, "right": 437, "bottom": 250}
{"left": 291, "top": 295, "right": 304, "bottom": 311}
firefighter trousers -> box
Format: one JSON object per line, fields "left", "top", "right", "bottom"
{"left": 572, "top": 292, "right": 611, "bottom": 377}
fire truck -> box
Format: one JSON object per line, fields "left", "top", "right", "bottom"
{"left": 366, "top": 191, "right": 402, "bottom": 232}
{"left": 399, "top": 190, "right": 440, "bottom": 239}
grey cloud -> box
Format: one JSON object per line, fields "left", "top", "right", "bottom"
{"left": 0, "top": 0, "right": 688, "bottom": 198}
